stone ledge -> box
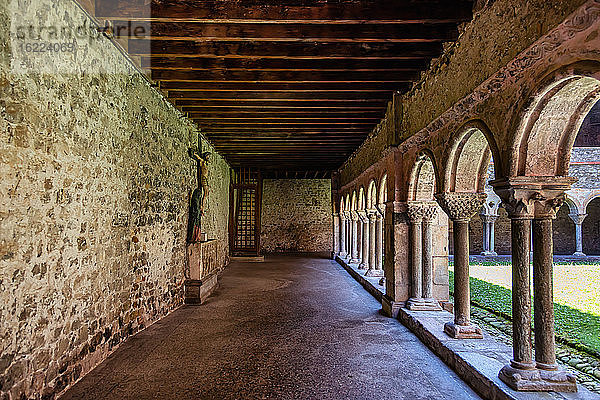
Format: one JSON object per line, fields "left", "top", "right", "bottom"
{"left": 335, "top": 255, "right": 383, "bottom": 302}
{"left": 334, "top": 255, "right": 597, "bottom": 400}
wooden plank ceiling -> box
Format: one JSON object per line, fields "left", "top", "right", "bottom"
{"left": 96, "top": 0, "right": 474, "bottom": 177}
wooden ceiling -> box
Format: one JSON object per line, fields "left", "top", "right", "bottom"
{"left": 95, "top": 0, "right": 474, "bottom": 177}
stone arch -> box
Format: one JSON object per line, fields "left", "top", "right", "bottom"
{"left": 583, "top": 192, "right": 600, "bottom": 213}
{"left": 408, "top": 151, "right": 439, "bottom": 201}
{"left": 510, "top": 64, "right": 600, "bottom": 177}
{"left": 583, "top": 196, "right": 600, "bottom": 255}
{"left": 351, "top": 190, "right": 357, "bottom": 211}
{"left": 378, "top": 174, "right": 387, "bottom": 207}
{"left": 563, "top": 196, "right": 579, "bottom": 215}
{"left": 553, "top": 202, "right": 576, "bottom": 255}
{"left": 358, "top": 186, "right": 366, "bottom": 211}
{"left": 367, "top": 179, "right": 378, "bottom": 210}
{"left": 443, "top": 120, "right": 500, "bottom": 193}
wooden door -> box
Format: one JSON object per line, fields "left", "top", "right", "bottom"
{"left": 229, "top": 168, "right": 262, "bottom": 256}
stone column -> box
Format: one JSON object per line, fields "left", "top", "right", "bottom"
{"left": 359, "top": 212, "right": 369, "bottom": 269}
{"left": 339, "top": 213, "right": 347, "bottom": 258}
{"left": 406, "top": 204, "right": 423, "bottom": 308}
{"left": 532, "top": 194, "right": 576, "bottom": 391}
{"left": 366, "top": 211, "right": 381, "bottom": 277}
{"left": 568, "top": 213, "right": 587, "bottom": 257}
{"left": 376, "top": 209, "right": 384, "bottom": 271}
{"left": 406, "top": 202, "right": 441, "bottom": 311}
{"left": 350, "top": 211, "right": 360, "bottom": 263}
{"left": 421, "top": 203, "right": 441, "bottom": 310}
{"left": 492, "top": 177, "right": 576, "bottom": 392}
{"left": 481, "top": 213, "right": 490, "bottom": 254}
{"left": 436, "top": 192, "right": 486, "bottom": 338}
{"left": 489, "top": 215, "right": 497, "bottom": 256}
{"left": 346, "top": 214, "right": 351, "bottom": 260}
{"left": 480, "top": 214, "right": 499, "bottom": 256}
{"left": 333, "top": 213, "right": 340, "bottom": 257}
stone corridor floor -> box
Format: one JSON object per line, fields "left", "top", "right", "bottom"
{"left": 61, "top": 256, "right": 481, "bottom": 400}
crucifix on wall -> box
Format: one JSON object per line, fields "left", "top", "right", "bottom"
{"left": 186, "top": 135, "right": 211, "bottom": 243}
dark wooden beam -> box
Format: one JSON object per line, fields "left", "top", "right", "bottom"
{"left": 96, "top": 0, "right": 473, "bottom": 23}
{"left": 130, "top": 40, "right": 443, "bottom": 58}
{"left": 114, "top": 21, "right": 459, "bottom": 42}
{"left": 206, "top": 136, "right": 365, "bottom": 141}
{"left": 183, "top": 111, "right": 386, "bottom": 118}
{"left": 201, "top": 127, "right": 370, "bottom": 132}
{"left": 143, "top": 57, "right": 429, "bottom": 71}
{"left": 194, "top": 118, "right": 380, "bottom": 123}
{"left": 175, "top": 100, "right": 387, "bottom": 108}
{"left": 170, "top": 91, "right": 391, "bottom": 100}
{"left": 159, "top": 81, "right": 405, "bottom": 91}
{"left": 152, "top": 69, "right": 419, "bottom": 82}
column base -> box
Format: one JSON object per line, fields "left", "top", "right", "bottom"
{"left": 444, "top": 321, "right": 483, "bottom": 339}
{"left": 358, "top": 262, "right": 368, "bottom": 270}
{"left": 349, "top": 258, "right": 360, "bottom": 264}
{"left": 406, "top": 297, "right": 442, "bottom": 311}
{"left": 498, "top": 363, "right": 577, "bottom": 392}
{"left": 572, "top": 251, "right": 586, "bottom": 257}
{"left": 480, "top": 251, "right": 498, "bottom": 256}
{"left": 382, "top": 295, "right": 403, "bottom": 318}
{"left": 364, "top": 268, "right": 384, "bottom": 277}
{"left": 338, "top": 251, "right": 348, "bottom": 258}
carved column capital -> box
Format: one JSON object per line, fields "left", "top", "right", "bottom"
{"left": 407, "top": 201, "right": 438, "bottom": 223}
{"left": 350, "top": 210, "right": 359, "bottom": 221}
{"left": 367, "top": 210, "right": 378, "bottom": 221}
{"left": 490, "top": 176, "right": 576, "bottom": 220}
{"left": 357, "top": 210, "right": 368, "bottom": 222}
{"left": 435, "top": 192, "right": 486, "bottom": 222}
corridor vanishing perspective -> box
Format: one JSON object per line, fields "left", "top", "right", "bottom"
{"left": 60, "top": 257, "right": 482, "bottom": 400}
{"left": 2, "top": 1, "right": 600, "bottom": 400}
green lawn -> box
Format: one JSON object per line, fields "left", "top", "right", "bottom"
{"left": 449, "top": 270, "right": 600, "bottom": 357}
{"left": 460, "top": 263, "right": 600, "bottom": 317}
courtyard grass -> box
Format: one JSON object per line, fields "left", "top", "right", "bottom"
{"left": 449, "top": 270, "right": 600, "bottom": 357}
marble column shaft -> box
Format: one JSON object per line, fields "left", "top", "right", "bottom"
{"left": 422, "top": 209, "right": 437, "bottom": 300}
{"left": 533, "top": 216, "right": 557, "bottom": 370}
{"left": 359, "top": 212, "right": 369, "bottom": 269}
{"left": 436, "top": 192, "right": 486, "bottom": 337}
{"left": 409, "top": 216, "right": 423, "bottom": 299}
{"left": 339, "top": 215, "right": 347, "bottom": 257}
{"left": 568, "top": 213, "right": 586, "bottom": 256}
{"left": 511, "top": 216, "right": 534, "bottom": 368}
{"left": 376, "top": 211, "right": 384, "bottom": 271}
{"left": 351, "top": 213, "right": 359, "bottom": 262}
{"left": 368, "top": 213, "right": 377, "bottom": 269}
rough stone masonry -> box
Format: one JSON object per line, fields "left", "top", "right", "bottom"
{"left": 0, "top": 0, "right": 231, "bottom": 398}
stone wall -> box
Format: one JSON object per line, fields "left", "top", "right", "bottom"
{"left": 570, "top": 148, "right": 600, "bottom": 190}
{"left": 261, "top": 179, "right": 332, "bottom": 254}
{"left": 0, "top": 0, "right": 230, "bottom": 398}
